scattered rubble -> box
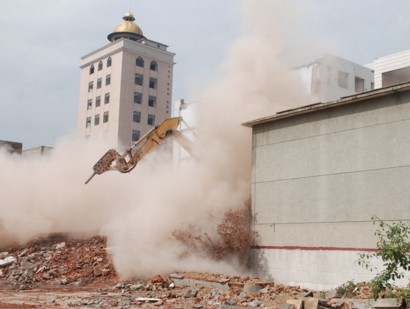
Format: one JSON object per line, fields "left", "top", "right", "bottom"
{"left": 0, "top": 235, "right": 400, "bottom": 308}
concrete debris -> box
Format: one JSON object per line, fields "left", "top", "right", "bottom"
{"left": 0, "top": 234, "right": 380, "bottom": 308}
{"left": 0, "top": 256, "right": 16, "bottom": 268}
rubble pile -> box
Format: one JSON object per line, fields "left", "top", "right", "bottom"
{"left": 173, "top": 206, "right": 254, "bottom": 261}
{"left": 0, "top": 235, "right": 116, "bottom": 291}
{"left": 0, "top": 234, "right": 383, "bottom": 308}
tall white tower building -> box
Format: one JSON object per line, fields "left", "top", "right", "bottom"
{"left": 77, "top": 12, "right": 175, "bottom": 148}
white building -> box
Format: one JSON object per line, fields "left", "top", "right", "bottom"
{"left": 77, "top": 12, "right": 175, "bottom": 148}
{"left": 297, "top": 54, "right": 374, "bottom": 103}
{"left": 369, "top": 49, "right": 410, "bottom": 89}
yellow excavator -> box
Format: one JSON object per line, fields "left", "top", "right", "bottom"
{"left": 85, "top": 117, "right": 194, "bottom": 184}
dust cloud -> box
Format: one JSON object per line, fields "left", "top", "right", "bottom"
{"left": 0, "top": 1, "right": 315, "bottom": 279}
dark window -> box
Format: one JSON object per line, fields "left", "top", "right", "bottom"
{"left": 97, "top": 78, "right": 102, "bottom": 89}
{"left": 105, "top": 74, "right": 111, "bottom": 86}
{"left": 103, "top": 111, "right": 109, "bottom": 123}
{"left": 104, "top": 92, "right": 110, "bottom": 104}
{"left": 87, "top": 99, "right": 92, "bottom": 110}
{"left": 107, "top": 57, "right": 112, "bottom": 67}
{"left": 132, "top": 130, "right": 140, "bottom": 142}
{"left": 355, "top": 76, "right": 365, "bottom": 92}
{"left": 337, "top": 71, "right": 348, "bottom": 89}
{"left": 96, "top": 96, "right": 101, "bottom": 107}
{"left": 148, "top": 96, "right": 156, "bottom": 107}
{"left": 136, "top": 57, "right": 144, "bottom": 67}
{"left": 134, "top": 92, "right": 142, "bottom": 104}
{"left": 98, "top": 61, "right": 103, "bottom": 71}
{"left": 88, "top": 81, "right": 93, "bottom": 92}
{"left": 94, "top": 114, "right": 100, "bottom": 126}
{"left": 148, "top": 114, "right": 155, "bottom": 126}
{"left": 133, "top": 111, "right": 141, "bottom": 123}
{"left": 150, "top": 61, "right": 158, "bottom": 71}
{"left": 149, "top": 78, "right": 157, "bottom": 89}
{"left": 135, "top": 74, "right": 143, "bottom": 85}
{"left": 89, "top": 65, "right": 95, "bottom": 75}
{"left": 86, "top": 117, "right": 91, "bottom": 128}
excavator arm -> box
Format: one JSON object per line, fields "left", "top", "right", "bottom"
{"left": 85, "top": 117, "right": 190, "bottom": 184}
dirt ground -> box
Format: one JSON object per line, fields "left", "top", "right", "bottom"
{"left": 0, "top": 235, "right": 368, "bottom": 308}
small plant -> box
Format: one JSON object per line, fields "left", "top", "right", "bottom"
{"left": 358, "top": 217, "right": 410, "bottom": 300}
{"left": 335, "top": 280, "right": 359, "bottom": 298}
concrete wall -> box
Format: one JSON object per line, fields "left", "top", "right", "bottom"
{"left": 250, "top": 88, "right": 410, "bottom": 289}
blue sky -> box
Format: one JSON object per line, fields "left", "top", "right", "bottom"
{"left": 1, "top": 0, "right": 410, "bottom": 149}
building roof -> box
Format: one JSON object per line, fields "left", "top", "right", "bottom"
{"left": 107, "top": 12, "right": 145, "bottom": 42}
{"left": 243, "top": 81, "right": 410, "bottom": 127}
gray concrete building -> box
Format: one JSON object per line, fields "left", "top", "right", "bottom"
{"left": 244, "top": 82, "right": 410, "bottom": 290}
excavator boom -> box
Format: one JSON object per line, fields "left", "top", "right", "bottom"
{"left": 85, "top": 117, "right": 190, "bottom": 184}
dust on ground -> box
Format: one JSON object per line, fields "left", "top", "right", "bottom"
{"left": 0, "top": 235, "right": 371, "bottom": 308}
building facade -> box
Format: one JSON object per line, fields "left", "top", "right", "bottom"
{"left": 297, "top": 54, "right": 374, "bottom": 103}
{"left": 77, "top": 12, "right": 175, "bottom": 148}
{"left": 369, "top": 49, "right": 410, "bottom": 89}
{"left": 244, "top": 83, "right": 410, "bottom": 290}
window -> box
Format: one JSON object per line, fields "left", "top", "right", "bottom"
{"left": 87, "top": 99, "right": 92, "bottom": 110}
{"left": 136, "top": 57, "right": 144, "bottom": 67}
{"left": 133, "top": 111, "right": 141, "bottom": 123}
{"left": 105, "top": 74, "right": 111, "bottom": 86}
{"left": 148, "top": 96, "right": 156, "bottom": 107}
{"left": 97, "top": 78, "right": 102, "bottom": 89}
{"left": 132, "top": 130, "right": 140, "bottom": 142}
{"left": 96, "top": 96, "right": 101, "bottom": 107}
{"left": 150, "top": 61, "right": 158, "bottom": 71}
{"left": 103, "top": 111, "right": 109, "bottom": 123}
{"left": 337, "top": 71, "right": 348, "bottom": 89}
{"left": 134, "top": 92, "right": 142, "bottom": 104}
{"left": 135, "top": 73, "right": 143, "bottom": 85}
{"left": 88, "top": 81, "right": 93, "bottom": 92}
{"left": 355, "top": 76, "right": 365, "bottom": 92}
{"left": 89, "top": 65, "right": 95, "bottom": 75}
{"left": 104, "top": 92, "right": 110, "bottom": 104}
{"left": 98, "top": 61, "right": 103, "bottom": 71}
{"left": 107, "top": 57, "right": 112, "bottom": 67}
{"left": 94, "top": 114, "right": 100, "bottom": 126}
{"left": 147, "top": 114, "right": 155, "bottom": 126}
{"left": 149, "top": 77, "right": 157, "bottom": 89}
{"left": 86, "top": 117, "right": 91, "bottom": 128}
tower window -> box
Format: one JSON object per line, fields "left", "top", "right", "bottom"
{"left": 147, "top": 114, "right": 155, "bottom": 126}
{"left": 133, "top": 111, "right": 141, "bottom": 123}
{"left": 148, "top": 96, "right": 156, "bottom": 107}
{"left": 107, "top": 57, "right": 112, "bottom": 67}
{"left": 87, "top": 99, "right": 92, "bottom": 110}
{"left": 150, "top": 61, "right": 158, "bottom": 71}
{"left": 134, "top": 92, "right": 142, "bottom": 104}
{"left": 132, "top": 130, "right": 140, "bottom": 142}
{"left": 89, "top": 65, "right": 95, "bottom": 75}
{"left": 97, "top": 78, "right": 102, "bottom": 89}
{"left": 104, "top": 92, "right": 110, "bottom": 104}
{"left": 94, "top": 114, "right": 100, "bottom": 126}
{"left": 355, "top": 76, "right": 365, "bottom": 92}
{"left": 136, "top": 57, "right": 144, "bottom": 67}
{"left": 135, "top": 74, "right": 143, "bottom": 86}
{"left": 105, "top": 74, "right": 111, "bottom": 86}
{"left": 337, "top": 71, "right": 348, "bottom": 89}
{"left": 88, "top": 81, "right": 93, "bottom": 92}
{"left": 98, "top": 61, "right": 103, "bottom": 71}
{"left": 103, "top": 111, "right": 109, "bottom": 123}
{"left": 149, "top": 78, "right": 157, "bottom": 89}
{"left": 96, "top": 96, "right": 101, "bottom": 107}
{"left": 86, "top": 117, "right": 91, "bottom": 128}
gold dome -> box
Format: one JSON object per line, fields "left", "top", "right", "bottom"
{"left": 112, "top": 12, "right": 143, "bottom": 36}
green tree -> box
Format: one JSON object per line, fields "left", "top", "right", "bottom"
{"left": 358, "top": 217, "right": 410, "bottom": 300}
